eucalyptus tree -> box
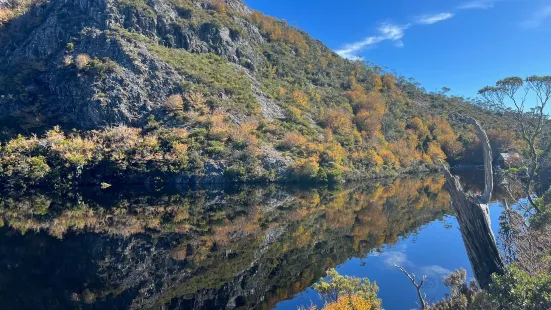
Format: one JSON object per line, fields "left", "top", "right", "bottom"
{"left": 479, "top": 76, "right": 551, "bottom": 211}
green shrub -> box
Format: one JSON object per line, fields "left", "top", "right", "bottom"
{"left": 205, "top": 141, "right": 225, "bottom": 154}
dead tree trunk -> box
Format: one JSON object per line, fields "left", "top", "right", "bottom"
{"left": 442, "top": 117, "right": 504, "bottom": 289}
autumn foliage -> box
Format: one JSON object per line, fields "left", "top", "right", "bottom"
{"left": 250, "top": 11, "right": 309, "bottom": 53}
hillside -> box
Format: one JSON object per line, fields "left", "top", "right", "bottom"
{"left": 0, "top": 0, "right": 521, "bottom": 188}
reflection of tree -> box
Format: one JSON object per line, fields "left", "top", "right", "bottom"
{"left": 0, "top": 176, "right": 451, "bottom": 310}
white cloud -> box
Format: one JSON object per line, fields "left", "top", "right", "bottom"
{"left": 458, "top": 0, "right": 496, "bottom": 10}
{"left": 416, "top": 12, "right": 454, "bottom": 25}
{"left": 336, "top": 23, "right": 408, "bottom": 59}
{"left": 522, "top": 5, "right": 551, "bottom": 28}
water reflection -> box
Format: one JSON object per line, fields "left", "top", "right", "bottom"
{"left": 0, "top": 176, "right": 451, "bottom": 310}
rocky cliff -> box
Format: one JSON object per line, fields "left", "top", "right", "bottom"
{"left": 0, "top": 0, "right": 514, "bottom": 188}
{"left": 0, "top": 0, "right": 285, "bottom": 129}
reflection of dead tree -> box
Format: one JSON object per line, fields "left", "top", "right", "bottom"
{"left": 441, "top": 117, "right": 504, "bottom": 289}
{"left": 499, "top": 201, "right": 551, "bottom": 275}
{"left": 394, "top": 264, "right": 428, "bottom": 310}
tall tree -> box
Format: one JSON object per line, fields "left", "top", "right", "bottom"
{"left": 479, "top": 76, "right": 551, "bottom": 210}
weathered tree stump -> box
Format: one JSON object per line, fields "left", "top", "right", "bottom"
{"left": 442, "top": 117, "right": 504, "bottom": 289}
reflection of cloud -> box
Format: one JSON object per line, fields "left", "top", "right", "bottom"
{"left": 372, "top": 244, "right": 409, "bottom": 267}
{"left": 381, "top": 251, "right": 408, "bottom": 267}
{"left": 420, "top": 265, "right": 452, "bottom": 277}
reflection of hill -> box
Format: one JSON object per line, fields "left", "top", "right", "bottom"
{"left": 0, "top": 176, "right": 450, "bottom": 310}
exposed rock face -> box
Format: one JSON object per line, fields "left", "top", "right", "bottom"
{"left": 0, "top": 0, "right": 276, "bottom": 130}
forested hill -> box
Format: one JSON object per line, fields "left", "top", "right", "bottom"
{"left": 0, "top": 0, "right": 520, "bottom": 187}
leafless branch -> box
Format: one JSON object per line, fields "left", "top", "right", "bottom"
{"left": 394, "top": 264, "right": 428, "bottom": 309}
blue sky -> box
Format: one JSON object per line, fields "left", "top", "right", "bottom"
{"left": 243, "top": 0, "right": 551, "bottom": 99}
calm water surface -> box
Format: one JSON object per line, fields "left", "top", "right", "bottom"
{"left": 0, "top": 173, "right": 502, "bottom": 310}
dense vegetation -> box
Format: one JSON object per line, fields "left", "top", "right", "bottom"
{"left": 0, "top": 0, "right": 525, "bottom": 190}
{"left": 307, "top": 75, "right": 551, "bottom": 309}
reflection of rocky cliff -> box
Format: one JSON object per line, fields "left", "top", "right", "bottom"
{"left": 0, "top": 176, "right": 450, "bottom": 309}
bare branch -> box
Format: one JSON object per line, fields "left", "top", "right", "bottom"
{"left": 394, "top": 264, "right": 428, "bottom": 310}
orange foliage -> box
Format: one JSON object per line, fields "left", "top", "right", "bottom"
{"left": 382, "top": 74, "right": 396, "bottom": 91}
{"left": 324, "top": 108, "right": 353, "bottom": 135}
{"left": 0, "top": 8, "right": 15, "bottom": 26}
{"left": 208, "top": 111, "right": 230, "bottom": 141}
{"left": 345, "top": 76, "right": 386, "bottom": 138}
{"left": 389, "top": 136, "right": 423, "bottom": 166}
{"left": 429, "top": 117, "right": 463, "bottom": 157}
{"left": 282, "top": 132, "right": 308, "bottom": 150}
{"left": 164, "top": 94, "right": 184, "bottom": 112}
{"left": 250, "top": 11, "right": 309, "bottom": 53}
{"left": 409, "top": 117, "right": 429, "bottom": 138}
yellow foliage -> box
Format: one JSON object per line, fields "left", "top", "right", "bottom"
{"left": 211, "top": 0, "right": 227, "bottom": 16}
{"left": 427, "top": 141, "right": 447, "bottom": 161}
{"left": 185, "top": 92, "right": 209, "bottom": 114}
{"left": 321, "top": 294, "right": 376, "bottom": 310}
{"left": 324, "top": 108, "right": 353, "bottom": 135}
{"left": 363, "top": 149, "right": 383, "bottom": 167}
{"left": 390, "top": 136, "right": 422, "bottom": 166}
{"left": 292, "top": 90, "right": 310, "bottom": 110}
{"left": 208, "top": 111, "right": 230, "bottom": 141}
{"left": 288, "top": 106, "right": 303, "bottom": 119}
{"left": 323, "top": 141, "right": 346, "bottom": 164}
{"left": 45, "top": 128, "right": 97, "bottom": 166}
{"left": 293, "top": 156, "right": 320, "bottom": 179}
{"left": 368, "top": 72, "right": 383, "bottom": 92}
{"left": 409, "top": 117, "right": 429, "bottom": 138}
{"left": 377, "top": 148, "right": 400, "bottom": 167}
{"left": 171, "top": 143, "right": 188, "bottom": 162}
{"left": 429, "top": 117, "right": 463, "bottom": 156}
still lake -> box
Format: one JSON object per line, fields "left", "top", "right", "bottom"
{"left": 0, "top": 170, "right": 503, "bottom": 310}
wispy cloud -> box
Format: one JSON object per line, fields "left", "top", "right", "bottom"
{"left": 336, "top": 23, "right": 408, "bottom": 59}
{"left": 416, "top": 12, "right": 454, "bottom": 25}
{"left": 458, "top": 0, "right": 496, "bottom": 10}
{"left": 522, "top": 5, "right": 551, "bottom": 29}
{"left": 335, "top": 0, "right": 501, "bottom": 59}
